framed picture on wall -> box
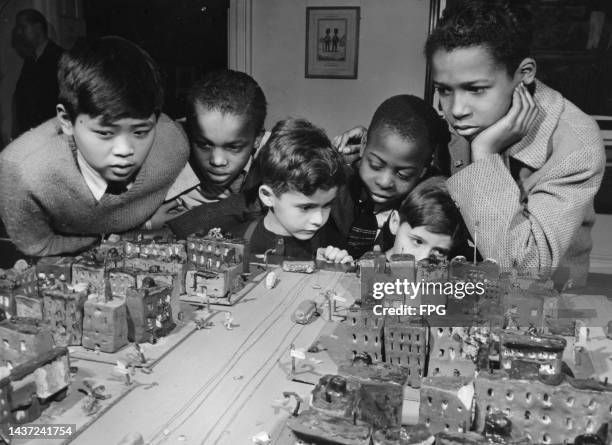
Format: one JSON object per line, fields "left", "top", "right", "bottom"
{"left": 305, "top": 7, "right": 360, "bottom": 79}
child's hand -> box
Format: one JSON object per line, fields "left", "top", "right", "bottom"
{"left": 319, "top": 246, "right": 354, "bottom": 264}
{"left": 470, "top": 83, "right": 539, "bottom": 162}
{"left": 145, "top": 198, "right": 188, "bottom": 230}
{"left": 333, "top": 125, "right": 367, "bottom": 164}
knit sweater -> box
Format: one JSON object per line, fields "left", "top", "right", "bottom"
{"left": 0, "top": 114, "right": 189, "bottom": 256}
{"left": 446, "top": 81, "right": 606, "bottom": 286}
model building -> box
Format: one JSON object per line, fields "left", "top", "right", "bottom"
{"left": 42, "top": 283, "right": 88, "bottom": 346}
{"left": 125, "top": 277, "right": 175, "bottom": 343}
{"left": 499, "top": 332, "right": 566, "bottom": 378}
{"left": 183, "top": 229, "right": 247, "bottom": 304}
{"left": 82, "top": 276, "right": 128, "bottom": 353}
{"left": 0, "top": 268, "right": 17, "bottom": 319}
{"left": 383, "top": 317, "right": 428, "bottom": 386}
{"left": 474, "top": 372, "right": 612, "bottom": 444}
{"left": 0, "top": 317, "right": 71, "bottom": 423}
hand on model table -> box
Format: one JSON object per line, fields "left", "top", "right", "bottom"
{"left": 145, "top": 198, "right": 189, "bottom": 230}
{"left": 470, "top": 82, "right": 539, "bottom": 162}
{"left": 318, "top": 245, "right": 354, "bottom": 264}
{"left": 333, "top": 125, "right": 367, "bottom": 165}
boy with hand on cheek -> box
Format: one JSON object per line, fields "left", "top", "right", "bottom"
{"left": 426, "top": 0, "right": 605, "bottom": 286}
{"left": 240, "top": 118, "right": 352, "bottom": 264}
{"left": 0, "top": 36, "right": 189, "bottom": 256}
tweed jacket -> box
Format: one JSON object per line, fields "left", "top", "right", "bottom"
{"left": 446, "top": 81, "right": 606, "bottom": 286}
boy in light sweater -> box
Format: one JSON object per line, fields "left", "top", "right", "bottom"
{"left": 0, "top": 36, "right": 189, "bottom": 256}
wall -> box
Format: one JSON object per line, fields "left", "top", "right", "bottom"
{"left": 251, "top": 0, "right": 430, "bottom": 137}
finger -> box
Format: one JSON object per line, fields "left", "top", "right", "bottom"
{"left": 324, "top": 245, "right": 335, "bottom": 260}
{"left": 524, "top": 90, "right": 538, "bottom": 124}
{"left": 329, "top": 247, "right": 341, "bottom": 261}
{"left": 339, "top": 252, "right": 353, "bottom": 264}
{"left": 505, "top": 86, "right": 523, "bottom": 124}
{"left": 518, "top": 85, "right": 537, "bottom": 130}
{"left": 161, "top": 200, "right": 180, "bottom": 211}
{"left": 525, "top": 105, "right": 539, "bottom": 130}
{"left": 332, "top": 136, "right": 342, "bottom": 149}
{"left": 512, "top": 84, "right": 531, "bottom": 132}
{"left": 336, "top": 134, "right": 350, "bottom": 153}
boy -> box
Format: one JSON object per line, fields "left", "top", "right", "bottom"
{"left": 239, "top": 118, "right": 352, "bottom": 263}
{"left": 425, "top": 0, "right": 605, "bottom": 286}
{"left": 334, "top": 95, "right": 449, "bottom": 258}
{"left": 0, "top": 36, "right": 189, "bottom": 256}
{"left": 151, "top": 70, "right": 267, "bottom": 235}
{"left": 386, "top": 176, "right": 466, "bottom": 262}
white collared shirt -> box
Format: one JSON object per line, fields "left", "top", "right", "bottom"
{"left": 76, "top": 151, "right": 133, "bottom": 201}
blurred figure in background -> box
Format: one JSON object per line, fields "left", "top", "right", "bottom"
{"left": 12, "top": 9, "right": 64, "bottom": 138}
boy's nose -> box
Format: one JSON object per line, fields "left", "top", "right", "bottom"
{"left": 310, "top": 209, "right": 324, "bottom": 227}
{"left": 375, "top": 171, "right": 394, "bottom": 190}
{"left": 112, "top": 136, "right": 134, "bottom": 157}
{"left": 450, "top": 95, "right": 470, "bottom": 120}
{"left": 209, "top": 147, "right": 228, "bottom": 167}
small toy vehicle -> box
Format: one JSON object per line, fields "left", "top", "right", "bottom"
{"left": 282, "top": 260, "right": 315, "bottom": 274}
{"left": 292, "top": 299, "right": 319, "bottom": 324}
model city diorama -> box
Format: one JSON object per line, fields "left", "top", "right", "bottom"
{"left": 0, "top": 227, "right": 610, "bottom": 445}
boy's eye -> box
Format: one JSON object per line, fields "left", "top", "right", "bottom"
{"left": 396, "top": 170, "right": 417, "bottom": 181}
{"left": 467, "top": 87, "right": 486, "bottom": 95}
{"left": 134, "top": 128, "right": 152, "bottom": 137}
{"left": 195, "top": 141, "right": 213, "bottom": 150}
{"left": 368, "top": 157, "right": 384, "bottom": 170}
{"left": 435, "top": 86, "right": 450, "bottom": 96}
{"left": 410, "top": 237, "right": 424, "bottom": 246}
{"left": 94, "top": 130, "right": 114, "bottom": 137}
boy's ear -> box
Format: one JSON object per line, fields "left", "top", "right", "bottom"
{"left": 258, "top": 185, "right": 275, "bottom": 208}
{"left": 514, "top": 57, "right": 537, "bottom": 86}
{"left": 56, "top": 105, "right": 74, "bottom": 136}
{"left": 389, "top": 210, "right": 400, "bottom": 236}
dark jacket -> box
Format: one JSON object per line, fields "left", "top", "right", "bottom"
{"left": 14, "top": 40, "right": 64, "bottom": 137}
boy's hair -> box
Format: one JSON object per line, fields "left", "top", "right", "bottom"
{"left": 186, "top": 69, "right": 267, "bottom": 136}
{"left": 17, "top": 9, "right": 47, "bottom": 35}
{"left": 368, "top": 95, "right": 450, "bottom": 160}
{"left": 255, "top": 118, "right": 346, "bottom": 196}
{"left": 398, "top": 176, "right": 465, "bottom": 248}
{"left": 58, "top": 36, "right": 164, "bottom": 124}
{"left": 424, "top": 0, "right": 533, "bottom": 74}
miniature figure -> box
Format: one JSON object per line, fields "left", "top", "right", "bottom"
{"left": 606, "top": 320, "right": 612, "bottom": 340}
{"left": 265, "top": 271, "right": 278, "bottom": 289}
{"left": 115, "top": 360, "right": 134, "bottom": 386}
{"left": 223, "top": 312, "right": 234, "bottom": 330}
{"left": 78, "top": 380, "right": 111, "bottom": 416}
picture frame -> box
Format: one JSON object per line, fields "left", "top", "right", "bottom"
{"left": 305, "top": 7, "right": 360, "bottom": 79}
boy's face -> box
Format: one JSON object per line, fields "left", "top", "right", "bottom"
{"left": 190, "top": 108, "right": 258, "bottom": 187}
{"left": 67, "top": 114, "right": 157, "bottom": 182}
{"left": 391, "top": 222, "right": 451, "bottom": 262}
{"left": 260, "top": 186, "right": 337, "bottom": 240}
{"left": 359, "top": 127, "right": 430, "bottom": 206}
{"left": 432, "top": 45, "right": 521, "bottom": 140}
